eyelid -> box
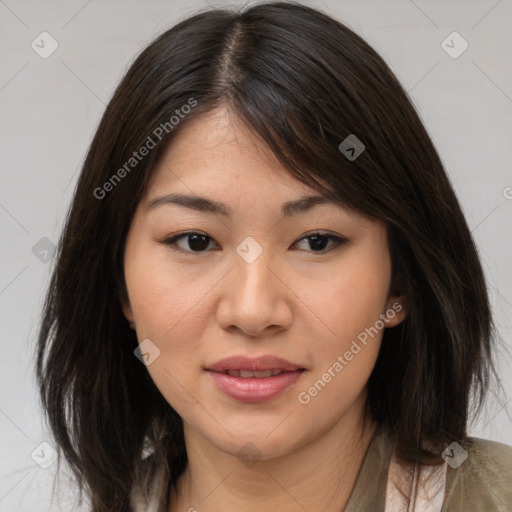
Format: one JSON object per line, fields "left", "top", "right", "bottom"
{"left": 160, "top": 230, "right": 348, "bottom": 254}
{"left": 294, "top": 231, "right": 348, "bottom": 252}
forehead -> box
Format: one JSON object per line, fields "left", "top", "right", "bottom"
{"left": 141, "top": 106, "right": 375, "bottom": 230}
{"left": 145, "top": 105, "right": 320, "bottom": 197}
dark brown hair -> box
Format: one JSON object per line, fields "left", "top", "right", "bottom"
{"left": 36, "top": 1, "right": 503, "bottom": 510}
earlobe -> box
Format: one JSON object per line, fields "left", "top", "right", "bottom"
{"left": 122, "top": 301, "right": 135, "bottom": 326}
{"left": 384, "top": 296, "right": 408, "bottom": 328}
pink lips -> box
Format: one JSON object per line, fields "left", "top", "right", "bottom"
{"left": 205, "top": 355, "right": 306, "bottom": 403}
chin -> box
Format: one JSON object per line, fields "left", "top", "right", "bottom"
{"left": 196, "top": 416, "right": 310, "bottom": 461}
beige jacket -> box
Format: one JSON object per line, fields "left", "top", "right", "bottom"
{"left": 130, "top": 424, "right": 512, "bottom": 511}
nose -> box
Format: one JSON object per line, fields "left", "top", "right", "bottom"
{"left": 216, "top": 248, "right": 293, "bottom": 338}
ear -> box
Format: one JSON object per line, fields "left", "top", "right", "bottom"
{"left": 122, "top": 300, "right": 135, "bottom": 326}
{"left": 383, "top": 293, "right": 408, "bottom": 328}
{"left": 118, "top": 287, "right": 136, "bottom": 329}
{"left": 384, "top": 265, "right": 409, "bottom": 327}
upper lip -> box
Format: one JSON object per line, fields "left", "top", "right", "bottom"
{"left": 206, "top": 355, "right": 305, "bottom": 373}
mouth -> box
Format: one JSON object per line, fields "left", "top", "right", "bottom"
{"left": 204, "top": 355, "right": 306, "bottom": 403}
{"left": 205, "top": 354, "right": 305, "bottom": 374}
{"left": 208, "top": 368, "right": 304, "bottom": 378}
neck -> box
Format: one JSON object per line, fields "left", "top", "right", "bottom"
{"left": 169, "top": 393, "right": 378, "bottom": 512}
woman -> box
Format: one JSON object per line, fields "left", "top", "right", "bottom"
{"left": 36, "top": 2, "right": 512, "bottom": 511}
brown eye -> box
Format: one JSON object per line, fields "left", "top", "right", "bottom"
{"left": 293, "top": 232, "right": 348, "bottom": 253}
{"left": 162, "top": 231, "right": 347, "bottom": 255}
{"left": 163, "top": 232, "right": 217, "bottom": 253}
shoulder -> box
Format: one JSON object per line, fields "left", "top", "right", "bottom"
{"left": 443, "top": 436, "right": 512, "bottom": 511}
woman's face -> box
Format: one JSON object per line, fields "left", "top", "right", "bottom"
{"left": 121, "top": 105, "right": 406, "bottom": 460}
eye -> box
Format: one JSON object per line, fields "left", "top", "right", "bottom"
{"left": 162, "top": 232, "right": 218, "bottom": 253}
{"left": 292, "top": 231, "right": 348, "bottom": 253}
{"left": 161, "top": 231, "right": 348, "bottom": 254}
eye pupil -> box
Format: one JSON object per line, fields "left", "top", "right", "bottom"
{"left": 188, "top": 234, "right": 209, "bottom": 251}
{"left": 165, "top": 231, "right": 343, "bottom": 254}
{"left": 308, "top": 235, "right": 329, "bottom": 251}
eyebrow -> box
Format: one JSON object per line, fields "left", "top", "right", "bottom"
{"left": 145, "top": 193, "right": 338, "bottom": 217}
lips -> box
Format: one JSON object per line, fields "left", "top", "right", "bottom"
{"left": 205, "top": 355, "right": 306, "bottom": 402}
{"left": 205, "top": 354, "right": 305, "bottom": 374}
{"left": 222, "top": 369, "right": 285, "bottom": 378}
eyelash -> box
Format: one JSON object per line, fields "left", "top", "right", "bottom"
{"left": 161, "top": 231, "right": 348, "bottom": 255}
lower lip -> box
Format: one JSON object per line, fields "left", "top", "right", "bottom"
{"left": 206, "top": 370, "right": 305, "bottom": 403}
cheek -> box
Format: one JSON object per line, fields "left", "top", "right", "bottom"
{"left": 124, "top": 242, "right": 210, "bottom": 349}
{"left": 295, "top": 257, "right": 389, "bottom": 418}
{"left": 312, "top": 251, "right": 391, "bottom": 350}
{"left": 124, "top": 245, "right": 209, "bottom": 410}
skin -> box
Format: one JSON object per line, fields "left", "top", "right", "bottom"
{"left": 121, "top": 105, "right": 408, "bottom": 512}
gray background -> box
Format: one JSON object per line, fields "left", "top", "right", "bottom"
{"left": 1, "top": 0, "right": 511, "bottom": 510}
